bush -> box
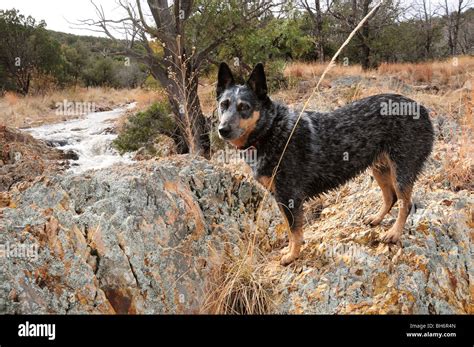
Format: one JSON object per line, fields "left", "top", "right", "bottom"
{"left": 113, "top": 101, "right": 176, "bottom": 154}
{"left": 265, "top": 60, "right": 288, "bottom": 93}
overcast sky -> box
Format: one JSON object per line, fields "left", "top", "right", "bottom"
{"left": 1, "top": 0, "right": 470, "bottom": 37}
{"left": 1, "top": 0, "right": 125, "bottom": 37}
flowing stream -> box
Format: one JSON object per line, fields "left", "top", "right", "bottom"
{"left": 26, "top": 103, "right": 136, "bottom": 173}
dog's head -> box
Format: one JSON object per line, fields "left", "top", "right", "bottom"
{"left": 216, "top": 62, "right": 269, "bottom": 148}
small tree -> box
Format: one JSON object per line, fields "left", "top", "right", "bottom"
{"left": 80, "top": 0, "right": 279, "bottom": 158}
{"left": 0, "top": 9, "right": 63, "bottom": 94}
{"left": 63, "top": 42, "right": 89, "bottom": 87}
{"left": 328, "top": 0, "right": 401, "bottom": 69}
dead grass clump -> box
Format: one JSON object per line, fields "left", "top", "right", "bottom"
{"left": 413, "top": 64, "right": 433, "bottom": 83}
{"left": 4, "top": 91, "right": 20, "bottom": 105}
{"left": 202, "top": 235, "right": 274, "bottom": 314}
{"left": 284, "top": 61, "right": 364, "bottom": 82}
{"left": 428, "top": 91, "right": 474, "bottom": 192}
{"left": 378, "top": 56, "right": 474, "bottom": 87}
{"left": 444, "top": 155, "right": 473, "bottom": 191}
{"left": 442, "top": 93, "right": 473, "bottom": 191}
{"left": 284, "top": 61, "right": 325, "bottom": 79}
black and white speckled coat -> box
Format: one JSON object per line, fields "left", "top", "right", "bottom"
{"left": 216, "top": 62, "right": 434, "bottom": 265}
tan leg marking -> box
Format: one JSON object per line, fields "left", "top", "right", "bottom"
{"left": 364, "top": 166, "right": 397, "bottom": 226}
{"left": 381, "top": 183, "right": 413, "bottom": 244}
{"left": 257, "top": 175, "right": 275, "bottom": 193}
{"left": 277, "top": 206, "right": 304, "bottom": 266}
{"left": 280, "top": 225, "right": 304, "bottom": 266}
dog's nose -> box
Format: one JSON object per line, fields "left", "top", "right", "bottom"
{"left": 218, "top": 125, "right": 231, "bottom": 138}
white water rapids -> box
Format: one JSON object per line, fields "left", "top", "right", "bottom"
{"left": 25, "top": 103, "right": 136, "bottom": 174}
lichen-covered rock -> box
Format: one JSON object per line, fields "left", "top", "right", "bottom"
{"left": 0, "top": 126, "right": 67, "bottom": 192}
{"left": 0, "top": 154, "right": 471, "bottom": 314}
{"left": 0, "top": 156, "right": 282, "bottom": 314}
{"left": 270, "top": 176, "right": 473, "bottom": 314}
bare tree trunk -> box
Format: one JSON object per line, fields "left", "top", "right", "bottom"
{"left": 149, "top": 53, "right": 209, "bottom": 156}
{"left": 452, "top": 0, "right": 465, "bottom": 55}
{"left": 444, "top": 0, "right": 466, "bottom": 55}
{"left": 164, "top": 68, "right": 210, "bottom": 157}
{"left": 146, "top": 0, "right": 211, "bottom": 157}
{"left": 301, "top": 0, "right": 325, "bottom": 62}
{"left": 422, "top": 0, "right": 433, "bottom": 58}
{"left": 359, "top": 0, "right": 372, "bottom": 70}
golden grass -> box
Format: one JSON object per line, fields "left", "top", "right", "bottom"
{"left": 284, "top": 56, "right": 474, "bottom": 90}
{"left": 202, "top": 234, "right": 274, "bottom": 314}
{"left": 378, "top": 56, "right": 474, "bottom": 87}
{"left": 284, "top": 61, "right": 365, "bottom": 82}
{"left": 0, "top": 87, "right": 160, "bottom": 128}
{"left": 441, "top": 91, "right": 473, "bottom": 191}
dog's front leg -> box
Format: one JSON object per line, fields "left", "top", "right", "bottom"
{"left": 279, "top": 207, "right": 304, "bottom": 266}
{"left": 280, "top": 225, "right": 304, "bottom": 266}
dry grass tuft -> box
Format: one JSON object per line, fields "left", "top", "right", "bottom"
{"left": 441, "top": 92, "right": 473, "bottom": 191}
{"left": 378, "top": 56, "right": 474, "bottom": 87}
{"left": 202, "top": 233, "right": 275, "bottom": 314}
{"left": 4, "top": 91, "right": 20, "bottom": 105}
{"left": 284, "top": 61, "right": 364, "bottom": 81}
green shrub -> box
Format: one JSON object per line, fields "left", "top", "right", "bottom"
{"left": 113, "top": 101, "right": 176, "bottom": 154}
{"left": 265, "top": 59, "right": 288, "bottom": 93}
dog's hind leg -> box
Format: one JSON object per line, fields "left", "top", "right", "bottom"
{"left": 364, "top": 164, "right": 397, "bottom": 226}
{"left": 381, "top": 170, "right": 414, "bottom": 244}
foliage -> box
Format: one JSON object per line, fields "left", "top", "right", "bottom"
{"left": 113, "top": 101, "right": 176, "bottom": 154}
{"left": 1, "top": 4, "right": 473, "bottom": 95}
{"left": 0, "top": 9, "right": 64, "bottom": 94}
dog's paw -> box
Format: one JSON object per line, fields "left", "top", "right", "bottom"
{"left": 279, "top": 246, "right": 290, "bottom": 255}
{"left": 280, "top": 253, "right": 297, "bottom": 266}
{"left": 380, "top": 227, "right": 401, "bottom": 244}
{"left": 364, "top": 214, "right": 382, "bottom": 226}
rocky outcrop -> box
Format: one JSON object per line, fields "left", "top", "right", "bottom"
{"left": 0, "top": 156, "right": 281, "bottom": 314}
{"left": 1, "top": 155, "right": 472, "bottom": 314}
{"left": 0, "top": 126, "right": 67, "bottom": 193}
{"left": 271, "top": 174, "right": 473, "bottom": 314}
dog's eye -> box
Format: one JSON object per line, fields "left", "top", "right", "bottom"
{"left": 220, "top": 100, "right": 230, "bottom": 110}
{"left": 237, "top": 103, "right": 250, "bottom": 112}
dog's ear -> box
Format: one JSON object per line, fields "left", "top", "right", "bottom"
{"left": 247, "top": 63, "right": 267, "bottom": 99}
{"left": 216, "top": 62, "right": 235, "bottom": 99}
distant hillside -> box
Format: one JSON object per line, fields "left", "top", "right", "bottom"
{"left": 48, "top": 30, "right": 125, "bottom": 56}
